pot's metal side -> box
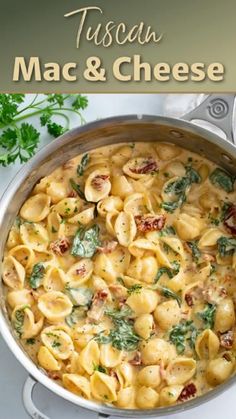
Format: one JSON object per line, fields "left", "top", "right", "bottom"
{"left": 0, "top": 115, "right": 236, "bottom": 418}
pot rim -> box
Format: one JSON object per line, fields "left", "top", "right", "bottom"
{"left": 0, "top": 113, "right": 236, "bottom": 417}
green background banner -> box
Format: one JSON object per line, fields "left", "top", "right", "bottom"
{"left": 0, "top": 0, "right": 235, "bottom": 92}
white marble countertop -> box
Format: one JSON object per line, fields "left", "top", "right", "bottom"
{"left": 0, "top": 93, "right": 235, "bottom": 419}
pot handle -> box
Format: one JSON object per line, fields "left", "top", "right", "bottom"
{"left": 182, "top": 94, "right": 235, "bottom": 144}
{"left": 22, "top": 375, "right": 50, "bottom": 419}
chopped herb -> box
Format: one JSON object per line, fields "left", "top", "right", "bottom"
{"left": 52, "top": 340, "right": 61, "bottom": 348}
{"left": 155, "top": 261, "right": 180, "bottom": 282}
{"left": 187, "top": 241, "right": 201, "bottom": 262}
{"left": 198, "top": 303, "right": 216, "bottom": 329}
{"left": 77, "top": 153, "right": 90, "bottom": 176}
{"left": 69, "top": 178, "right": 86, "bottom": 200}
{"left": 93, "top": 364, "right": 107, "bottom": 373}
{"left": 29, "top": 263, "right": 45, "bottom": 289}
{"left": 71, "top": 224, "right": 100, "bottom": 258}
{"left": 208, "top": 214, "right": 220, "bottom": 226}
{"left": 26, "top": 338, "right": 36, "bottom": 345}
{"left": 169, "top": 320, "right": 198, "bottom": 354}
{"left": 127, "top": 284, "right": 142, "bottom": 295}
{"left": 217, "top": 236, "right": 236, "bottom": 257}
{"left": 209, "top": 168, "right": 235, "bottom": 193}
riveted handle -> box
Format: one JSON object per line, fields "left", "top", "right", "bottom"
{"left": 183, "top": 94, "right": 235, "bottom": 144}
{"left": 22, "top": 376, "right": 49, "bottom": 419}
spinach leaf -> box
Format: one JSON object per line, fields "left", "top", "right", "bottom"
{"left": 65, "top": 307, "right": 86, "bottom": 327}
{"left": 65, "top": 285, "right": 93, "bottom": 307}
{"left": 105, "top": 305, "right": 133, "bottom": 320}
{"left": 71, "top": 224, "right": 100, "bottom": 258}
{"left": 69, "top": 178, "right": 86, "bottom": 200}
{"left": 161, "top": 166, "right": 201, "bottom": 213}
{"left": 209, "top": 168, "right": 235, "bottom": 193}
{"left": 77, "top": 153, "right": 90, "bottom": 176}
{"left": 169, "top": 320, "right": 198, "bottom": 354}
{"left": 160, "top": 286, "right": 182, "bottom": 307}
{"left": 187, "top": 241, "right": 201, "bottom": 262}
{"left": 95, "top": 318, "right": 140, "bottom": 351}
{"left": 29, "top": 263, "right": 45, "bottom": 289}
{"left": 217, "top": 236, "right": 236, "bottom": 257}
{"left": 155, "top": 261, "right": 180, "bottom": 282}
{"left": 159, "top": 225, "right": 176, "bottom": 237}
{"left": 198, "top": 303, "right": 216, "bottom": 329}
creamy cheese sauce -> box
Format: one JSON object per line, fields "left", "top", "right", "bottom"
{"left": 2, "top": 142, "right": 236, "bottom": 409}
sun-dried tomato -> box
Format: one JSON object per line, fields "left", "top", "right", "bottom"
{"left": 219, "top": 330, "right": 234, "bottom": 349}
{"left": 178, "top": 383, "right": 197, "bottom": 402}
{"left": 135, "top": 214, "right": 166, "bottom": 232}
{"left": 130, "top": 158, "right": 158, "bottom": 174}
{"left": 224, "top": 204, "right": 236, "bottom": 235}
{"left": 50, "top": 237, "right": 70, "bottom": 255}
{"left": 97, "top": 240, "right": 118, "bottom": 254}
{"left": 185, "top": 293, "right": 194, "bottom": 307}
{"left": 91, "top": 175, "right": 109, "bottom": 191}
{"left": 129, "top": 351, "right": 142, "bottom": 366}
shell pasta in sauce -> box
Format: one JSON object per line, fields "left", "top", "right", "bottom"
{"left": 2, "top": 141, "right": 236, "bottom": 409}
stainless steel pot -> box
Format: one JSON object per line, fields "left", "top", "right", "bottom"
{"left": 0, "top": 94, "right": 236, "bottom": 419}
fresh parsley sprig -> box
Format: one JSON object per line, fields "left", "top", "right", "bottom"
{"left": 0, "top": 94, "right": 88, "bottom": 166}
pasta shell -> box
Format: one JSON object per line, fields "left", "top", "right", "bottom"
{"left": 20, "top": 223, "right": 49, "bottom": 252}
{"left": 85, "top": 169, "right": 111, "bottom": 202}
{"left": 114, "top": 211, "right": 137, "bottom": 247}
{"left": 195, "top": 329, "right": 220, "bottom": 360}
{"left": 159, "top": 385, "right": 184, "bottom": 406}
{"left": 136, "top": 386, "right": 159, "bottom": 409}
{"left": 7, "top": 289, "right": 34, "bottom": 309}
{"left": 12, "top": 305, "right": 44, "bottom": 339}
{"left": 126, "top": 289, "right": 159, "bottom": 316}
{"left": 63, "top": 374, "right": 91, "bottom": 399}
{"left": 166, "top": 357, "right": 196, "bottom": 385}
{"left": 67, "top": 259, "right": 93, "bottom": 286}
{"left": 38, "top": 291, "right": 73, "bottom": 322}
{"left": 156, "top": 143, "right": 181, "bottom": 161}
{"left": 128, "top": 238, "right": 157, "bottom": 258}
{"left": 20, "top": 193, "right": 51, "bottom": 222}
{"left": 116, "top": 387, "right": 136, "bottom": 408}
{"left": 47, "top": 210, "right": 65, "bottom": 240}
{"left": 3, "top": 256, "right": 25, "bottom": 289}
{"left": 137, "top": 365, "right": 161, "bottom": 388}
{"left": 198, "top": 228, "right": 224, "bottom": 249}
{"left": 41, "top": 326, "right": 74, "bottom": 360}
{"left": 43, "top": 267, "right": 67, "bottom": 291}
{"left": 134, "top": 314, "right": 154, "bottom": 339}
{"left": 141, "top": 338, "right": 176, "bottom": 366}
{"left": 54, "top": 198, "right": 82, "bottom": 218}
{"left": 111, "top": 175, "right": 133, "bottom": 198}
{"left": 9, "top": 245, "right": 35, "bottom": 271}
{"left": 97, "top": 196, "right": 123, "bottom": 217}
{"left": 90, "top": 371, "right": 117, "bottom": 402}
{"left": 79, "top": 340, "right": 100, "bottom": 375}
{"left": 115, "top": 362, "right": 135, "bottom": 388}
{"left": 100, "top": 343, "right": 123, "bottom": 368}
{"left": 174, "top": 213, "right": 204, "bottom": 241}
{"left": 123, "top": 193, "right": 147, "bottom": 216}
{"left": 68, "top": 206, "right": 95, "bottom": 225}
{"left": 37, "top": 346, "right": 61, "bottom": 371}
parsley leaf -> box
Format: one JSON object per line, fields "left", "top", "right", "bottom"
{"left": 217, "top": 236, "right": 236, "bottom": 257}
{"left": 0, "top": 94, "right": 88, "bottom": 166}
